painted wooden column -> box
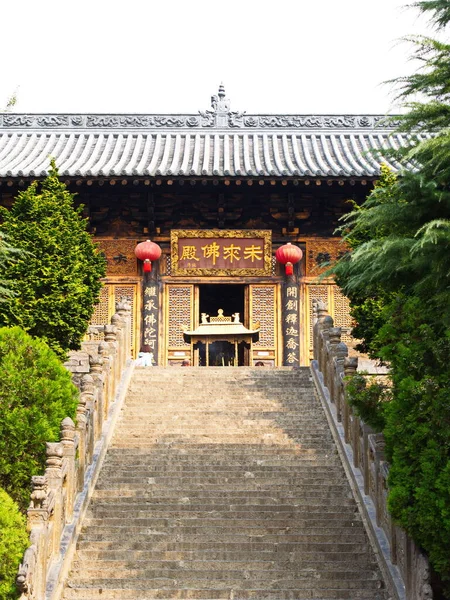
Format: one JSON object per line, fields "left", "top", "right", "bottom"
{"left": 282, "top": 273, "right": 300, "bottom": 367}
{"left": 142, "top": 266, "right": 160, "bottom": 365}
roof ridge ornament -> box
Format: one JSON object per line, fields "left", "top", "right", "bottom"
{"left": 198, "top": 84, "right": 246, "bottom": 128}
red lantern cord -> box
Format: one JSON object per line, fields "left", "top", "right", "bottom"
{"left": 143, "top": 259, "right": 152, "bottom": 273}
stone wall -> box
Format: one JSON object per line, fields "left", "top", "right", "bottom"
{"left": 15, "top": 301, "right": 133, "bottom": 600}
{"left": 311, "top": 300, "right": 433, "bottom": 600}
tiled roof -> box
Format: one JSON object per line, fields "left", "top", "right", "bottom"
{"left": 0, "top": 87, "right": 420, "bottom": 179}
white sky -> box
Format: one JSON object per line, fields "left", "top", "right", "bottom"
{"left": 0, "top": 0, "right": 432, "bottom": 115}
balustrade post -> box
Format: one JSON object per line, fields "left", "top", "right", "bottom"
{"left": 60, "top": 417, "right": 76, "bottom": 523}
{"left": 327, "top": 327, "right": 341, "bottom": 402}
{"left": 343, "top": 357, "right": 358, "bottom": 443}
{"left": 368, "top": 433, "right": 386, "bottom": 526}
{"left": 45, "top": 442, "right": 64, "bottom": 556}
{"left": 80, "top": 374, "right": 95, "bottom": 464}
{"left": 104, "top": 324, "right": 119, "bottom": 399}
{"left": 76, "top": 392, "right": 88, "bottom": 490}
{"left": 334, "top": 342, "right": 348, "bottom": 421}
{"left": 17, "top": 476, "right": 50, "bottom": 600}
{"left": 319, "top": 315, "right": 333, "bottom": 376}
{"left": 116, "top": 298, "right": 132, "bottom": 361}
{"left": 98, "top": 341, "right": 111, "bottom": 418}
{"left": 111, "top": 313, "right": 125, "bottom": 372}
{"left": 89, "top": 353, "right": 104, "bottom": 441}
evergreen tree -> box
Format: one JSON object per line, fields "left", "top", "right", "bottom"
{"left": 0, "top": 232, "right": 22, "bottom": 302}
{"left": 0, "top": 162, "right": 106, "bottom": 357}
{"left": 331, "top": 1, "right": 450, "bottom": 591}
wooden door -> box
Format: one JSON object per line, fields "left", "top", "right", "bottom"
{"left": 164, "top": 284, "right": 194, "bottom": 366}
{"left": 248, "top": 283, "right": 279, "bottom": 366}
{"left": 88, "top": 282, "right": 139, "bottom": 358}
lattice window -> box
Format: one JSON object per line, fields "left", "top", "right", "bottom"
{"left": 88, "top": 286, "right": 111, "bottom": 342}
{"left": 167, "top": 286, "right": 192, "bottom": 347}
{"left": 251, "top": 285, "right": 276, "bottom": 348}
{"left": 333, "top": 287, "right": 353, "bottom": 345}
{"left": 114, "top": 285, "right": 137, "bottom": 354}
{"left": 308, "top": 284, "right": 330, "bottom": 358}
{"left": 271, "top": 256, "right": 277, "bottom": 276}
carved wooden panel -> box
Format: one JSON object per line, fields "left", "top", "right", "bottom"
{"left": 250, "top": 285, "right": 276, "bottom": 348}
{"left": 333, "top": 286, "right": 353, "bottom": 345}
{"left": 166, "top": 285, "right": 193, "bottom": 348}
{"left": 306, "top": 284, "right": 353, "bottom": 359}
{"left": 94, "top": 238, "right": 138, "bottom": 276}
{"left": 305, "top": 238, "right": 347, "bottom": 276}
{"left": 114, "top": 284, "right": 138, "bottom": 356}
{"left": 87, "top": 283, "right": 138, "bottom": 357}
{"left": 307, "top": 284, "right": 330, "bottom": 358}
{"left": 88, "top": 286, "right": 113, "bottom": 342}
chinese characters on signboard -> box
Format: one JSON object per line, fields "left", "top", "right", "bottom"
{"left": 93, "top": 239, "right": 138, "bottom": 276}
{"left": 171, "top": 230, "right": 272, "bottom": 276}
{"left": 283, "top": 283, "right": 300, "bottom": 366}
{"left": 143, "top": 283, "right": 159, "bottom": 364}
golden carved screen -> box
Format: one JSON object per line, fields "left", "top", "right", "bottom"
{"left": 114, "top": 284, "right": 138, "bottom": 357}
{"left": 250, "top": 285, "right": 276, "bottom": 348}
{"left": 88, "top": 286, "right": 113, "bottom": 342}
{"left": 166, "top": 285, "right": 194, "bottom": 348}
{"left": 87, "top": 283, "right": 138, "bottom": 357}
{"left": 333, "top": 287, "right": 353, "bottom": 345}
{"left": 306, "top": 284, "right": 353, "bottom": 358}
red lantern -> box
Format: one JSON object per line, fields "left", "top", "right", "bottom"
{"left": 275, "top": 243, "right": 303, "bottom": 276}
{"left": 134, "top": 240, "right": 162, "bottom": 273}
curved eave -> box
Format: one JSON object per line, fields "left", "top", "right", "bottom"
{"left": 0, "top": 131, "right": 423, "bottom": 180}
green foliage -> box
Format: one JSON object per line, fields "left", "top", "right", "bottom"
{"left": 0, "top": 232, "right": 23, "bottom": 302}
{"left": 0, "top": 488, "right": 28, "bottom": 600}
{"left": 332, "top": 165, "right": 398, "bottom": 356}
{"left": 330, "top": 1, "right": 450, "bottom": 590}
{"left": 0, "top": 327, "right": 78, "bottom": 511}
{"left": 345, "top": 372, "right": 390, "bottom": 432}
{"left": 0, "top": 162, "right": 106, "bottom": 357}
{"left": 379, "top": 296, "right": 450, "bottom": 582}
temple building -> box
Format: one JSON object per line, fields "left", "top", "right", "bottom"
{"left": 0, "top": 86, "right": 405, "bottom": 366}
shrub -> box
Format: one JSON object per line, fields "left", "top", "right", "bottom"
{"left": 0, "top": 162, "right": 106, "bottom": 358}
{"left": 0, "top": 327, "right": 78, "bottom": 510}
{"left": 345, "top": 372, "right": 390, "bottom": 432}
{"left": 0, "top": 487, "right": 28, "bottom": 600}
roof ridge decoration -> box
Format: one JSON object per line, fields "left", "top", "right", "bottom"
{"left": 0, "top": 86, "right": 399, "bottom": 131}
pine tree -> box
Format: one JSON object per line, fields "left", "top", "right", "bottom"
{"left": 0, "top": 162, "right": 106, "bottom": 357}
{"left": 331, "top": 1, "right": 450, "bottom": 591}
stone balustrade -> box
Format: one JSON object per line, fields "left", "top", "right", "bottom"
{"left": 311, "top": 299, "right": 433, "bottom": 600}
{"left": 15, "top": 300, "right": 133, "bottom": 600}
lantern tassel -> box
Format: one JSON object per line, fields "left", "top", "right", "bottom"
{"left": 143, "top": 260, "right": 152, "bottom": 273}
{"left": 285, "top": 262, "right": 293, "bottom": 276}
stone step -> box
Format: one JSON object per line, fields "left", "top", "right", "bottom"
{"left": 63, "top": 588, "right": 386, "bottom": 600}
{"left": 70, "top": 559, "right": 376, "bottom": 576}
{"left": 90, "top": 489, "right": 352, "bottom": 503}
{"left": 77, "top": 531, "right": 367, "bottom": 544}
{"left": 80, "top": 517, "right": 362, "bottom": 530}
{"left": 91, "top": 485, "right": 349, "bottom": 496}
{"left": 73, "top": 547, "right": 377, "bottom": 564}
{"left": 64, "top": 578, "right": 384, "bottom": 592}
{"left": 62, "top": 368, "right": 388, "bottom": 600}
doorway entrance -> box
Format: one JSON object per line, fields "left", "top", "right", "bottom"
{"left": 199, "top": 284, "right": 245, "bottom": 322}
{"left": 164, "top": 282, "right": 280, "bottom": 366}
{"left": 198, "top": 284, "right": 246, "bottom": 366}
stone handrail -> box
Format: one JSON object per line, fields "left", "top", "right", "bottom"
{"left": 311, "top": 300, "right": 433, "bottom": 600}
{"left": 15, "top": 300, "right": 133, "bottom": 600}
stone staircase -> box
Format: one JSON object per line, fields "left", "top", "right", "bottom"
{"left": 62, "top": 367, "right": 389, "bottom": 600}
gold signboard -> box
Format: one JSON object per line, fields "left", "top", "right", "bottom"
{"left": 171, "top": 230, "right": 272, "bottom": 276}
